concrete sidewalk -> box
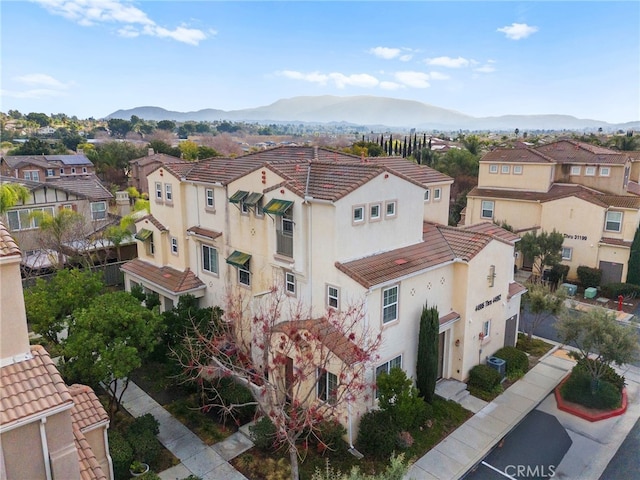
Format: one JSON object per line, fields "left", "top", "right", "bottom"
{"left": 406, "top": 348, "right": 576, "bottom": 480}
{"left": 115, "top": 381, "right": 253, "bottom": 480}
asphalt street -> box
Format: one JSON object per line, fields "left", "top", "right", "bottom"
{"left": 599, "top": 417, "right": 640, "bottom": 479}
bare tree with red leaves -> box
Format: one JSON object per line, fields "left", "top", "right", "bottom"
{"left": 174, "top": 286, "right": 382, "bottom": 480}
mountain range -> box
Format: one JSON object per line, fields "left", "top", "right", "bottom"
{"left": 106, "top": 95, "right": 638, "bottom": 131}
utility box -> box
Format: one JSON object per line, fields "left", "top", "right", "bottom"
{"left": 584, "top": 287, "right": 598, "bottom": 299}
{"left": 561, "top": 283, "right": 577, "bottom": 296}
{"left": 486, "top": 356, "right": 506, "bottom": 378}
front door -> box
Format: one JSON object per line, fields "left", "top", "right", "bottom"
{"left": 437, "top": 332, "right": 446, "bottom": 379}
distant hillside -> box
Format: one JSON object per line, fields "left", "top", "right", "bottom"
{"left": 106, "top": 95, "right": 627, "bottom": 131}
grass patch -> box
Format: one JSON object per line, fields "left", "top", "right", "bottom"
{"left": 165, "top": 394, "right": 234, "bottom": 445}
{"left": 232, "top": 397, "right": 472, "bottom": 479}
{"left": 517, "top": 333, "right": 554, "bottom": 358}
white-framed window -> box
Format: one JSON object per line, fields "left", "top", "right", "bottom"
{"left": 82, "top": 167, "right": 87, "bottom": 173}
{"left": 385, "top": 200, "right": 397, "bottom": 218}
{"left": 424, "top": 189, "right": 430, "bottom": 202}
{"left": 561, "top": 247, "right": 572, "bottom": 260}
{"left": 585, "top": 166, "right": 596, "bottom": 176}
{"left": 327, "top": 285, "right": 339, "bottom": 309}
{"left": 46, "top": 169, "right": 54, "bottom": 177}
{"left": 489, "top": 164, "right": 498, "bottom": 174}
{"left": 170, "top": 236, "right": 178, "bottom": 254}
{"left": 317, "top": 368, "right": 337, "bottom": 404}
{"left": 202, "top": 245, "right": 218, "bottom": 274}
{"left": 501, "top": 165, "right": 510, "bottom": 174}
{"left": 24, "top": 171, "right": 39, "bottom": 181}
{"left": 254, "top": 197, "right": 264, "bottom": 218}
{"left": 382, "top": 285, "right": 399, "bottom": 324}
{"left": 60, "top": 168, "right": 65, "bottom": 175}
{"left": 434, "top": 188, "right": 441, "bottom": 201}
{"left": 481, "top": 200, "right": 494, "bottom": 219}
{"left": 205, "top": 188, "right": 215, "bottom": 209}
{"left": 155, "top": 182, "right": 163, "bottom": 201}
{"left": 369, "top": 203, "right": 381, "bottom": 221}
{"left": 238, "top": 261, "right": 251, "bottom": 286}
{"left": 165, "top": 183, "right": 173, "bottom": 202}
{"left": 6, "top": 206, "right": 55, "bottom": 231}
{"left": 147, "top": 234, "right": 155, "bottom": 256}
{"left": 376, "top": 355, "right": 402, "bottom": 378}
{"left": 63, "top": 204, "right": 73, "bottom": 210}
{"left": 605, "top": 211, "right": 622, "bottom": 232}
{"left": 352, "top": 205, "right": 365, "bottom": 224}
{"left": 71, "top": 168, "right": 76, "bottom": 174}
{"left": 285, "top": 271, "right": 296, "bottom": 295}
{"left": 513, "top": 165, "right": 523, "bottom": 175}
{"left": 482, "top": 320, "right": 491, "bottom": 338}
{"left": 600, "top": 167, "right": 611, "bottom": 177}
{"left": 570, "top": 166, "right": 581, "bottom": 176}
{"left": 90, "top": 201, "right": 107, "bottom": 220}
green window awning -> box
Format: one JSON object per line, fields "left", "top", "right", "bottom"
{"left": 134, "top": 229, "right": 153, "bottom": 241}
{"left": 229, "top": 190, "right": 249, "bottom": 204}
{"left": 244, "top": 192, "right": 263, "bottom": 206}
{"left": 226, "top": 250, "right": 251, "bottom": 267}
{"left": 263, "top": 199, "right": 293, "bottom": 215}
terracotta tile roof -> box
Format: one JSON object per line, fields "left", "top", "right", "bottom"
{"left": 161, "top": 162, "right": 198, "bottom": 179}
{"left": 74, "top": 429, "right": 108, "bottom": 480}
{"left": 272, "top": 317, "right": 362, "bottom": 364}
{"left": 342, "top": 155, "right": 453, "bottom": 185}
{"left": 0, "top": 345, "right": 73, "bottom": 428}
{"left": 628, "top": 181, "right": 640, "bottom": 195}
{"left": 467, "top": 184, "right": 610, "bottom": 208}
{"left": 185, "top": 156, "right": 264, "bottom": 185}
{"left": 508, "top": 282, "right": 528, "bottom": 299}
{"left": 462, "top": 221, "right": 520, "bottom": 243}
{"left": 535, "top": 140, "right": 628, "bottom": 165}
{"left": 136, "top": 214, "right": 168, "bottom": 232}
{"left": 438, "top": 225, "right": 495, "bottom": 261}
{"left": 439, "top": 311, "right": 461, "bottom": 326}
{"left": 336, "top": 224, "right": 455, "bottom": 288}
{"left": 0, "top": 221, "right": 21, "bottom": 257}
{"left": 121, "top": 258, "right": 205, "bottom": 294}
{"left": 626, "top": 151, "right": 640, "bottom": 162}
{"left": 187, "top": 226, "right": 223, "bottom": 240}
{"left": 480, "top": 148, "right": 556, "bottom": 164}
{"left": 69, "top": 384, "right": 109, "bottom": 432}
{"left": 600, "top": 237, "right": 632, "bottom": 248}
{"left": 599, "top": 195, "right": 640, "bottom": 209}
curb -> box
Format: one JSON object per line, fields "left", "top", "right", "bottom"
{"left": 554, "top": 376, "right": 628, "bottom": 422}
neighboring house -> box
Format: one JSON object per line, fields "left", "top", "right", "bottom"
{"left": 0, "top": 221, "right": 113, "bottom": 479}
{"left": 0, "top": 174, "right": 114, "bottom": 268}
{"left": 1, "top": 153, "right": 96, "bottom": 180}
{"left": 121, "top": 145, "right": 524, "bottom": 437}
{"left": 464, "top": 140, "right": 640, "bottom": 283}
{"left": 128, "top": 149, "right": 185, "bottom": 195}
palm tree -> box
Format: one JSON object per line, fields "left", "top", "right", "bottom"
{"left": 30, "top": 209, "right": 86, "bottom": 269}
{"left": 0, "top": 182, "right": 29, "bottom": 215}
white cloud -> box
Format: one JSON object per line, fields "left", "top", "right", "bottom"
{"left": 278, "top": 71, "right": 379, "bottom": 89}
{"left": 428, "top": 71, "right": 449, "bottom": 81}
{"left": 279, "top": 70, "right": 329, "bottom": 85}
{"left": 15, "top": 73, "right": 68, "bottom": 88}
{"left": 394, "top": 71, "right": 430, "bottom": 88}
{"left": 379, "top": 81, "right": 403, "bottom": 90}
{"left": 497, "top": 23, "right": 539, "bottom": 40}
{"left": 32, "top": 0, "right": 210, "bottom": 45}
{"left": 4, "top": 73, "right": 73, "bottom": 99}
{"left": 425, "top": 56, "right": 470, "bottom": 68}
{"left": 474, "top": 64, "right": 496, "bottom": 73}
{"left": 399, "top": 54, "right": 413, "bottom": 62}
{"left": 369, "top": 46, "right": 401, "bottom": 60}
{"left": 1, "top": 88, "right": 69, "bottom": 99}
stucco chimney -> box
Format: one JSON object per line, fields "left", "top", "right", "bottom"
{"left": 148, "top": 148, "right": 155, "bottom": 156}
{"left": 115, "top": 191, "right": 130, "bottom": 216}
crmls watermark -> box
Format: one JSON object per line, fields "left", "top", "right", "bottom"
{"left": 504, "top": 464, "right": 556, "bottom": 478}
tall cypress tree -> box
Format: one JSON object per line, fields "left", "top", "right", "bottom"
{"left": 417, "top": 303, "right": 439, "bottom": 403}
{"left": 628, "top": 227, "right": 640, "bottom": 285}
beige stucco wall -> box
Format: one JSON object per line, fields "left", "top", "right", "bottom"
{"left": 554, "top": 164, "right": 628, "bottom": 195}
{"left": 1, "top": 421, "right": 47, "bottom": 479}
{"left": 478, "top": 162, "right": 553, "bottom": 192}
{"left": 465, "top": 196, "right": 542, "bottom": 232}
{"left": 0, "top": 253, "right": 30, "bottom": 361}
{"left": 423, "top": 182, "right": 451, "bottom": 225}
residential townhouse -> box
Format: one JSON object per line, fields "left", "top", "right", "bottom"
{"left": 128, "top": 149, "right": 185, "bottom": 196}
{"left": 464, "top": 140, "right": 640, "bottom": 283}
{"left": 0, "top": 221, "right": 113, "bottom": 480}
{"left": 1, "top": 154, "right": 96, "bottom": 181}
{"left": 0, "top": 174, "right": 114, "bottom": 268}
{"left": 121, "top": 146, "right": 524, "bottom": 435}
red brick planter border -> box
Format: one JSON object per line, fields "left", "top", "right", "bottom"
{"left": 554, "top": 375, "right": 627, "bottom": 422}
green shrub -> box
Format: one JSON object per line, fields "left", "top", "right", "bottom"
{"left": 377, "top": 367, "right": 430, "bottom": 430}
{"left": 561, "top": 369, "right": 621, "bottom": 410}
{"left": 574, "top": 358, "right": 626, "bottom": 391}
{"left": 108, "top": 430, "right": 133, "bottom": 480}
{"left": 493, "top": 346, "right": 529, "bottom": 375}
{"left": 127, "top": 430, "right": 160, "bottom": 465}
{"left": 130, "top": 284, "right": 146, "bottom": 302}
{"left": 549, "top": 264, "right": 570, "bottom": 285}
{"left": 356, "top": 409, "right": 399, "bottom": 457}
{"left": 576, "top": 266, "right": 603, "bottom": 288}
{"left": 137, "top": 472, "right": 161, "bottom": 480}
{"left": 215, "top": 377, "right": 256, "bottom": 425}
{"left": 314, "top": 419, "right": 347, "bottom": 451}
{"left": 468, "top": 364, "right": 502, "bottom": 392}
{"left": 129, "top": 413, "right": 160, "bottom": 436}
{"left": 249, "top": 416, "right": 279, "bottom": 451}
{"left": 600, "top": 283, "right": 640, "bottom": 299}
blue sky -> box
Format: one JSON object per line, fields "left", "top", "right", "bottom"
{"left": 1, "top": 1, "right": 638, "bottom": 123}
